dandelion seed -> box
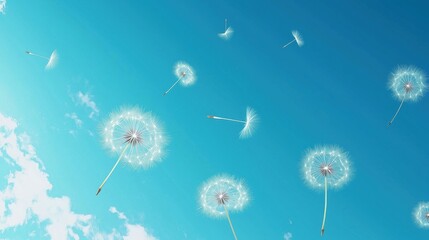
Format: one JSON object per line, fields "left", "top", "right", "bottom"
{"left": 199, "top": 174, "right": 250, "bottom": 240}
{"left": 283, "top": 30, "right": 304, "bottom": 48}
{"left": 414, "top": 202, "right": 429, "bottom": 228}
{"left": 0, "top": 0, "right": 6, "bottom": 14}
{"left": 25, "top": 49, "right": 58, "bottom": 70}
{"left": 96, "top": 107, "right": 167, "bottom": 195}
{"left": 218, "top": 19, "right": 234, "bottom": 40}
{"left": 208, "top": 107, "right": 258, "bottom": 139}
{"left": 284, "top": 232, "right": 293, "bottom": 240}
{"left": 163, "top": 62, "right": 196, "bottom": 96}
{"left": 302, "top": 146, "right": 352, "bottom": 236}
{"left": 387, "top": 66, "right": 426, "bottom": 127}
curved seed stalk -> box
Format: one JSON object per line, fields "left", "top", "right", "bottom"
{"left": 321, "top": 176, "right": 328, "bottom": 236}
{"left": 207, "top": 115, "right": 246, "bottom": 124}
{"left": 223, "top": 205, "right": 238, "bottom": 240}
{"left": 282, "top": 39, "right": 296, "bottom": 48}
{"left": 26, "top": 51, "right": 50, "bottom": 60}
{"left": 96, "top": 144, "right": 130, "bottom": 195}
{"left": 163, "top": 76, "right": 184, "bottom": 96}
{"left": 388, "top": 96, "right": 406, "bottom": 127}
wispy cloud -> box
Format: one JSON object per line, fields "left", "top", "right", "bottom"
{"left": 0, "top": 0, "right": 6, "bottom": 14}
{"left": 76, "top": 91, "right": 99, "bottom": 119}
{"left": 284, "top": 232, "right": 293, "bottom": 240}
{"left": 109, "top": 207, "right": 127, "bottom": 220}
{"left": 65, "top": 112, "right": 83, "bottom": 128}
{"left": 0, "top": 112, "right": 157, "bottom": 240}
{"left": 123, "top": 222, "right": 157, "bottom": 240}
{"left": 109, "top": 206, "right": 157, "bottom": 240}
{"left": 65, "top": 88, "right": 99, "bottom": 136}
{"left": 68, "top": 129, "right": 76, "bottom": 136}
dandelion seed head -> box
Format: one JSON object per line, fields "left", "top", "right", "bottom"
{"left": 389, "top": 66, "right": 426, "bottom": 102}
{"left": 405, "top": 82, "right": 413, "bottom": 92}
{"left": 123, "top": 128, "right": 143, "bottom": 146}
{"left": 199, "top": 174, "right": 250, "bottom": 218}
{"left": 240, "top": 107, "right": 258, "bottom": 139}
{"left": 216, "top": 192, "right": 230, "bottom": 205}
{"left": 414, "top": 202, "right": 429, "bottom": 228}
{"left": 292, "top": 30, "right": 304, "bottom": 47}
{"left": 302, "top": 146, "right": 352, "bottom": 189}
{"left": 320, "top": 164, "right": 333, "bottom": 177}
{"left": 101, "top": 106, "right": 167, "bottom": 169}
{"left": 45, "top": 50, "right": 58, "bottom": 70}
{"left": 174, "top": 62, "right": 196, "bottom": 86}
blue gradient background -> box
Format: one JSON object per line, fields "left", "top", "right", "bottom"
{"left": 1, "top": 0, "right": 429, "bottom": 239}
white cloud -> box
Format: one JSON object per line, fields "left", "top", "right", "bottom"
{"left": 109, "top": 207, "right": 127, "bottom": 220}
{"left": 76, "top": 91, "right": 99, "bottom": 119}
{"left": 124, "top": 223, "right": 157, "bottom": 240}
{"left": 0, "top": 114, "right": 90, "bottom": 239}
{"left": 284, "top": 232, "right": 293, "bottom": 240}
{"left": 64, "top": 89, "right": 99, "bottom": 136}
{"left": 65, "top": 112, "right": 83, "bottom": 128}
{"left": 109, "top": 206, "right": 157, "bottom": 240}
{"left": 0, "top": 113, "right": 157, "bottom": 240}
{"left": 0, "top": 0, "right": 6, "bottom": 14}
{"left": 0, "top": 112, "right": 15, "bottom": 130}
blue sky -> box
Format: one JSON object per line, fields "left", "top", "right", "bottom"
{"left": 1, "top": 0, "right": 429, "bottom": 239}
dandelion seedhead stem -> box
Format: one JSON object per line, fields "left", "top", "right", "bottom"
{"left": 321, "top": 176, "right": 328, "bottom": 236}
{"left": 224, "top": 205, "right": 238, "bottom": 240}
{"left": 96, "top": 144, "right": 130, "bottom": 196}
